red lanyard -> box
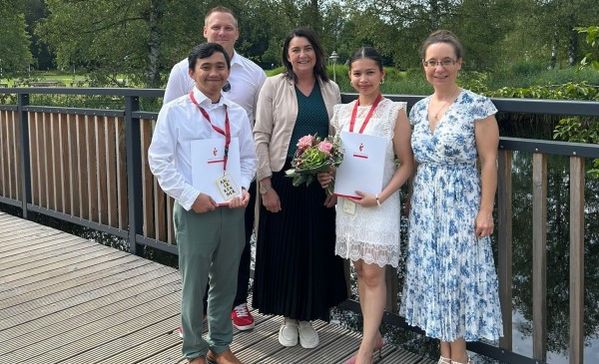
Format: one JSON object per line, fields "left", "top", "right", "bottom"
{"left": 189, "top": 91, "right": 231, "bottom": 172}
{"left": 349, "top": 94, "right": 383, "bottom": 134}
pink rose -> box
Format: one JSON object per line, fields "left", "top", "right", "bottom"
{"left": 318, "top": 141, "right": 333, "bottom": 155}
{"left": 297, "top": 135, "right": 314, "bottom": 150}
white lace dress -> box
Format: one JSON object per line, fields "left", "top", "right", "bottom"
{"left": 331, "top": 98, "right": 405, "bottom": 267}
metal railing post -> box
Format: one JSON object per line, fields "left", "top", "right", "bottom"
{"left": 125, "top": 95, "right": 143, "bottom": 255}
{"left": 17, "top": 92, "right": 31, "bottom": 218}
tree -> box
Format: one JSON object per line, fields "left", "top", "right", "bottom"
{"left": 24, "top": 0, "right": 53, "bottom": 70}
{"left": 449, "top": 0, "right": 515, "bottom": 70}
{"left": 577, "top": 25, "right": 599, "bottom": 71}
{"left": 527, "top": 0, "right": 599, "bottom": 68}
{"left": 37, "top": 0, "right": 205, "bottom": 87}
{"left": 232, "top": 0, "right": 294, "bottom": 67}
{"left": 0, "top": 0, "right": 33, "bottom": 76}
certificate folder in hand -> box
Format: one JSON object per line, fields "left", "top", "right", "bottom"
{"left": 191, "top": 137, "right": 241, "bottom": 205}
{"left": 334, "top": 131, "right": 387, "bottom": 199}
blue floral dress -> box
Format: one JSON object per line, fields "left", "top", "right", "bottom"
{"left": 400, "top": 89, "right": 503, "bottom": 342}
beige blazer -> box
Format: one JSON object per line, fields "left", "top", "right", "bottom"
{"left": 253, "top": 73, "right": 341, "bottom": 181}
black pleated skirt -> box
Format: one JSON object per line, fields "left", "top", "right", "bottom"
{"left": 252, "top": 161, "right": 348, "bottom": 321}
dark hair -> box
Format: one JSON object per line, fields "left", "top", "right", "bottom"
{"left": 419, "top": 30, "right": 464, "bottom": 60}
{"left": 349, "top": 47, "right": 383, "bottom": 71}
{"left": 188, "top": 43, "right": 231, "bottom": 70}
{"left": 204, "top": 6, "right": 238, "bottom": 28}
{"left": 281, "top": 27, "right": 329, "bottom": 83}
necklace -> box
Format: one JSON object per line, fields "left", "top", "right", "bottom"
{"left": 429, "top": 89, "right": 461, "bottom": 122}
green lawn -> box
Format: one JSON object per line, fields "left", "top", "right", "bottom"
{"left": 2, "top": 65, "right": 597, "bottom": 97}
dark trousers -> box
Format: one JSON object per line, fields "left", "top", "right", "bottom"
{"left": 234, "top": 180, "right": 255, "bottom": 306}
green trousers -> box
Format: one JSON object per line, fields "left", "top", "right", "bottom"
{"left": 174, "top": 203, "right": 245, "bottom": 360}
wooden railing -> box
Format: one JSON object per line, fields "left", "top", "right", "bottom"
{"left": 1, "top": 87, "right": 598, "bottom": 364}
{"left": 0, "top": 88, "right": 178, "bottom": 256}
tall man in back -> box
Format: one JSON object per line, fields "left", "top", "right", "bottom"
{"left": 164, "top": 6, "right": 266, "bottom": 332}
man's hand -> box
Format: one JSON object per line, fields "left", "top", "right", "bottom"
{"left": 191, "top": 193, "right": 218, "bottom": 213}
{"left": 229, "top": 189, "right": 250, "bottom": 209}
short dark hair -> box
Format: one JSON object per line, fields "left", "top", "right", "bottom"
{"left": 349, "top": 47, "right": 383, "bottom": 71}
{"left": 188, "top": 43, "right": 231, "bottom": 70}
{"left": 204, "top": 6, "right": 238, "bottom": 28}
{"left": 420, "top": 30, "right": 464, "bottom": 60}
{"left": 281, "top": 27, "right": 330, "bottom": 83}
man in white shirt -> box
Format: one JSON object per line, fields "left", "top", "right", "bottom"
{"left": 149, "top": 43, "right": 256, "bottom": 364}
{"left": 164, "top": 5, "right": 265, "bottom": 332}
{"left": 164, "top": 6, "right": 265, "bottom": 121}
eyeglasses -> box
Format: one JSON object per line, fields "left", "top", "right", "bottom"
{"left": 422, "top": 59, "right": 457, "bottom": 68}
{"left": 222, "top": 81, "right": 231, "bottom": 92}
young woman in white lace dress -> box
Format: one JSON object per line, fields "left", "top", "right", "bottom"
{"left": 319, "top": 47, "right": 414, "bottom": 364}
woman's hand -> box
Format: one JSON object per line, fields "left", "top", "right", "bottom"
{"left": 262, "top": 188, "right": 282, "bottom": 213}
{"left": 475, "top": 210, "right": 494, "bottom": 238}
{"left": 323, "top": 193, "right": 337, "bottom": 208}
{"left": 317, "top": 170, "right": 335, "bottom": 189}
{"left": 353, "top": 191, "right": 378, "bottom": 208}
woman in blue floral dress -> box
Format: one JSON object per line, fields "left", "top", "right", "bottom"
{"left": 401, "top": 30, "right": 503, "bottom": 364}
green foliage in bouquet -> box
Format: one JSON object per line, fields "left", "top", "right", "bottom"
{"left": 285, "top": 134, "right": 343, "bottom": 191}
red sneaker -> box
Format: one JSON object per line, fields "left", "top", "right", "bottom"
{"left": 231, "top": 304, "right": 255, "bottom": 330}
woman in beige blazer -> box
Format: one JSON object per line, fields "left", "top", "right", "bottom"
{"left": 252, "top": 27, "right": 348, "bottom": 349}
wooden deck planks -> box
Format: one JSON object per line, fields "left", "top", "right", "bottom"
{"left": 0, "top": 253, "right": 142, "bottom": 299}
{"left": 0, "top": 249, "right": 126, "bottom": 294}
{"left": 0, "top": 282, "right": 181, "bottom": 351}
{"left": 0, "top": 212, "right": 433, "bottom": 364}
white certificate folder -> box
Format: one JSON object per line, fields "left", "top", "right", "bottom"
{"left": 191, "top": 137, "right": 241, "bottom": 204}
{"left": 334, "top": 131, "right": 387, "bottom": 199}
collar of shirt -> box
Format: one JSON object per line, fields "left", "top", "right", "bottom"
{"left": 191, "top": 86, "right": 235, "bottom": 110}
{"left": 230, "top": 50, "right": 242, "bottom": 68}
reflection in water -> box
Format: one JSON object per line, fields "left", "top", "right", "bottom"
{"left": 510, "top": 151, "right": 599, "bottom": 363}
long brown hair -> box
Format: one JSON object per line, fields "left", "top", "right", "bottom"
{"left": 281, "top": 27, "right": 330, "bottom": 83}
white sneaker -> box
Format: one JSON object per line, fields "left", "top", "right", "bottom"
{"left": 298, "top": 321, "right": 319, "bottom": 349}
{"left": 278, "top": 318, "right": 299, "bottom": 347}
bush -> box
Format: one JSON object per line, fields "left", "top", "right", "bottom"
{"left": 507, "top": 60, "right": 547, "bottom": 76}
{"left": 485, "top": 81, "right": 599, "bottom": 101}
{"left": 265, "top": 66, "right": 285, "bottom": 77}
{"left": 535, "top": 67, "right": 599, "bottom": 86}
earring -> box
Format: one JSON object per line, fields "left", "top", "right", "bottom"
{"left": 380, "top": 78, "right": 385, "bottom": 85}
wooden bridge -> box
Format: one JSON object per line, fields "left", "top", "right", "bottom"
{"left": 0, "top": 211, "right": 435, "bottom": 364}
{"left": 1, "top": 87, "right": 599, "bottom": 363}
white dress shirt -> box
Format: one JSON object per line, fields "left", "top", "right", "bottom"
{"left": 148, "top": 86, "right": 257, "bottom": 211}
{"left": 163, "top": 51, "right": 266, "bottom": 124}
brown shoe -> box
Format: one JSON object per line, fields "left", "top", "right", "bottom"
{"left": 206, "top": 349, "right": 242, "bottom": 364}
{"left": 188, "top": 356, "right": 207, "bottom": 364}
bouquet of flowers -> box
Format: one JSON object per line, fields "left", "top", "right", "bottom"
{"left": 285, "top": 134, "right": 343, "bottom": 195}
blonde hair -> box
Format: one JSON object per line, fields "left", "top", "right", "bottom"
{"left": 204, "top": 6, "right": 238, "bottom": 28}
